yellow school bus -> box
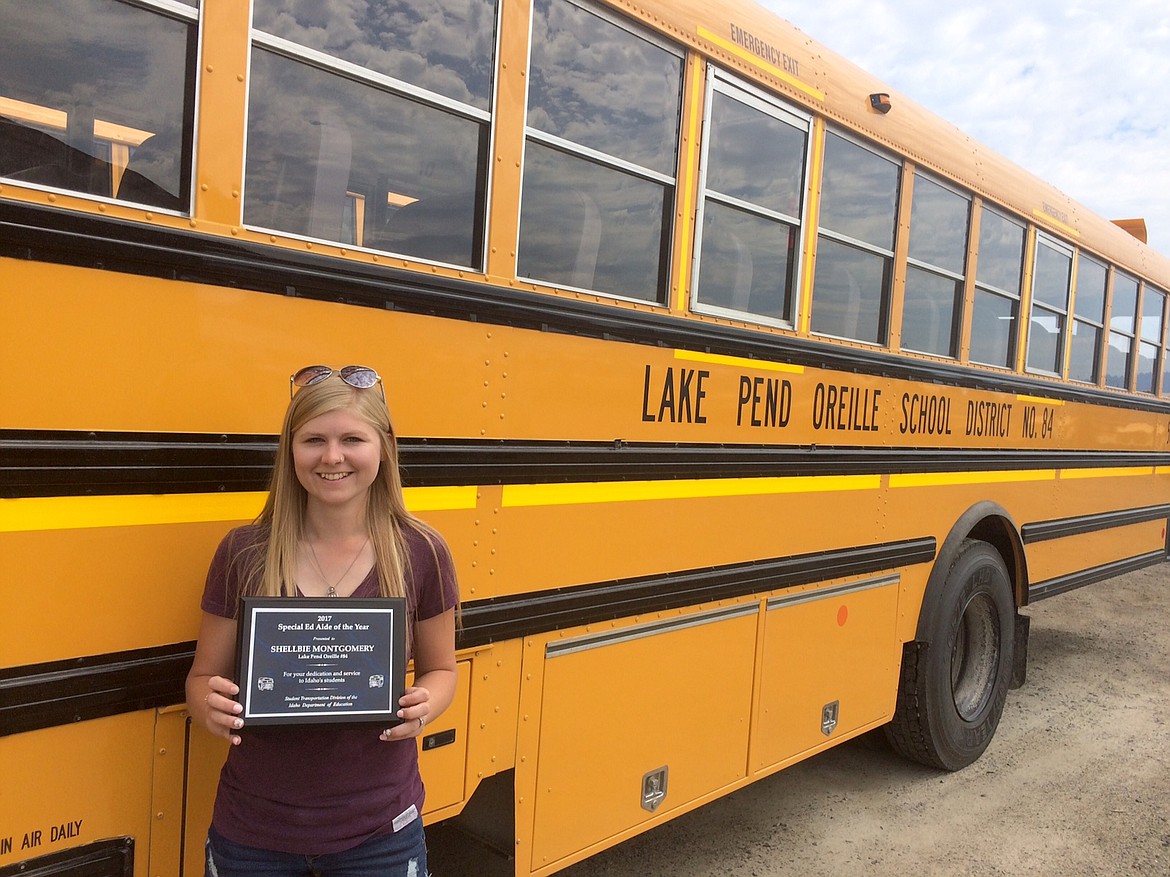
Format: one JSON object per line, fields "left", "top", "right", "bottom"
{"left": 2, "top": 1, "right": 1168, "bottom": 875}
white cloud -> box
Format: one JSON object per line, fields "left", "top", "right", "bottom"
{"left": 757, "top": 0, "right": 1170, "bottom": 260}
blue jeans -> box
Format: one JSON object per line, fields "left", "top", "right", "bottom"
{"left": 205, "top": 819, "right": 428, "bottom": 877}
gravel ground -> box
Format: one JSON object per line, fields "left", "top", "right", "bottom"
{"left": 433, "top": 563, "right": 1170, "bottom": 876}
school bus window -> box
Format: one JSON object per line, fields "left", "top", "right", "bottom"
{"left": 251, "top": 0, "right": 497, "bottom": 113}
{"left": 518, "top": 0, "right": 683, "bottom": 302}
{"left": 810, "top": 132, "right": 899, "bottom": 344}
{"left": 1026, "top": 234, "right": 1073, "bottom": 376}
{"left": 694, "top": 75, "right": 808, "bottom": 325}
{"left": 0, "top": 0, "right": 196, "bottom": 211}
{"left": 1068, "top": 253, "right": 1107, "bottom": 384}
{"left": 969, "top": 207, "right": 1025, "bottom": 369}
{"left": 1136, "top": 286, "right": 1165, "bottom": 394}
{"left": 243, "top": 43, "right": 489, "bottom": 269}
{"left": 1105, "top": 271, "right": 1139, "bottom": 389}
{"left": 902, "top": 174, "right": 970, "bottom": 357}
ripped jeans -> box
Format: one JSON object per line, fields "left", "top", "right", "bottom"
{"left": 205, "top": 819, "right": 427, "bottom": 877}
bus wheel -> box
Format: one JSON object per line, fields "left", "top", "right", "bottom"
{"left": 886, "top": 539, "right": 1015, "bottom": 771}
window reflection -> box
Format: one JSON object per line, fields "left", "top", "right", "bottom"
{"left": 1105, "top": 272, "right": 1139, "bottom": 389}
{"left": 1140, "top": 289, "right": 1164, "bottom": 343}
{"left": 528, "top": 0, "right": 680, "bottom": 175}
{"left": 245, "top": 48, "right": 487, "bottom": 268}
{"left": 521, "top": 0, "right": 682, "bottom": 301}
{"left": 1105, "top": 333, "right": 1132, "bottom": 389}
{"left": 518, "top": 142, "right": 669, "bottom": 296}
{"left": 1026, "top": 237, "right": 1071, "bottom": 375}
{"left": 1136, "top": 341, "right": 1158, "bottom": 393}
{"left": 902, "top": 174, "right": 968, "bottom": 357}
{"left": 810, "top": 237, "right": 890, "bottom": 344}
{"left": 697, "top": 201, "right": 797, "bottom": 321}
{"left": 705, "top": 90, "right": 805, "bottom": 217}
{"left": 818, "top": 133, "right": 898, "bottom": 251}
{"left": 970, "top": 207, "right": 1023, "bottom": 368}
{"left": 0, "top": 0, "right": 196, "bottom": 211}
{"left": 1068, "top": 321, "right": 1100, "bottom": 384}
{"left": 1069, "top": 253, "right": 1107, "bottom": 383}
{"left": 812, "top": 133, "right": 898, "bottom": 344}
{"left": 902, "top": 267, "right": 961, "bottom": 357}
{"left": 975, "top": 209, "right": 1024, "bottom": 296}
{"left": 907, "top": 176, "right": 968, "bottom": 275}
{"left": 694, "top": 79, "right": 806, "bottom": 324}
{"left": 252, "top": 0, "right": 497, "bottom": 112}
{"left": 970, "top": 287, "right": 1017, "bottom": 369}
{"left": 1111, "top": 274, "right": 1138, "bottom": 331}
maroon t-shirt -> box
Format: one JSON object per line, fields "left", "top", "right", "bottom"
{"left": 200, "top": 523, "right": 459, "bottom": 854}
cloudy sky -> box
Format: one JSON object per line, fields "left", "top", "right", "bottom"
{"left": 756, "top": 0, "right": 1170, "bottom": 260}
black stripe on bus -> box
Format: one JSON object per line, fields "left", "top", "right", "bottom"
{"left": 0, "top": 642, "right": 193, "bottom": 738}
{"left": 458, "top": 536, "right": 937, "bottom": 646}
{"left": 1, "top": 536, "right": 933, "bottom": 736}
{"left": 3, "top": 429, "right": 1170, "bottom": 498}
{"left": 1021, "top": 504, "right": 1170, "bottom": 544}
{"left": 1028, "top": 550, "right": 1166, "bottom": 601}
{"left": 3, "top": 200, "right": 1170, "bottom": 417}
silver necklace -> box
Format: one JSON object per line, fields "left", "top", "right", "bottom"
{"left": 307, "top": 536, "right": 369, "bottom": 597}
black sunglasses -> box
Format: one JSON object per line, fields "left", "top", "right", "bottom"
{"left": 289, "top": 365, "right": 386, "bottom": 403}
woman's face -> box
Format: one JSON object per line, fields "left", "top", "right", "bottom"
{"left": 291, "top": 406, "right": 384, "bottom": 511}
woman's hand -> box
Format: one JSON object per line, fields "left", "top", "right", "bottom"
{"left": 186, "top": 612, "right": 245, "bottom": 745}
{"left": 379, "top": 608, "right": 458, "bottom": 741}
{"left": 202, "top": 675, "right": 245, "bottom": 745}
{"left": 380, "top": 686, "right": 432, "bottom": 741}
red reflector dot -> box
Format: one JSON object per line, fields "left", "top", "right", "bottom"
{"left": 837, "top": 605, "right": 848, "bottom": 626}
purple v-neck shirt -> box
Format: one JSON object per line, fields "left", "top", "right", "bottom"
{"left": 200, "top": 524, "right": 458, "bottom": 854}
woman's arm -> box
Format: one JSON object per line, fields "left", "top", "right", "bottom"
{"left": 185, "top": 611, "right": 245, "bottom": 746}
{"left": 381, "top": 607, "right": 457, "bottom": 740}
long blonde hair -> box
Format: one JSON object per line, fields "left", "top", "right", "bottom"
{"left": 236, "top": 374, "right": 432, "bottom": 607}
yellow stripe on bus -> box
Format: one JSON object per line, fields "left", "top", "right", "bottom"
{"left": 1015, "top": 394, "right": 1066, "bottom": 406}
{"left": 1032, "top": 208, "right": 1080, "bottom": 238}
{"left": 675, "top": 349, "right": 805, "bottom": 374}
{"left": 889, "top": 470, "right": 1054, "bottom": 489}
{"left": 0, "top": 492, "right": 268, "bottom": 533}
{"left": 502, "top": 474, "right": 879, "bottom": 508}
{"left": 1060, "top": 467, "right": 1155, "bottom": 480}
{"left": 0, "top": 486, "right": 478, "bottom": 533}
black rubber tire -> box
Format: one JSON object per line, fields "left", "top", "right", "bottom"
{"left": 886, "top": 539, "right": 1015, "bottom": 771}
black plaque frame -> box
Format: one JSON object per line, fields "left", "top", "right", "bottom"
{"left": 236, "top": 596, "right": 406, "bottom": 727}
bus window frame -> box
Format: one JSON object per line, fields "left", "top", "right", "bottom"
{"left": 1024, "top": 231, "right": 1075, "bottom": 379}
{"left": 900, "top": 169, "right": 972, "bottom": 360}
{"left": 517, "top": 0, "right": 684, "bottom": 305}
{"left": 690, "top": 66, "right": 811, "bottom": 330}
{"left": 1136, "top": 284, "right": 1166, "bottom": 395}
{"left": 1105, "top": 269, "right": 1140, "bottom": 391}
{"left": 969, "top": 203, "right": 1026, "bottom": 371}
{"left": 242, "top": 23, "right": 496, "bottom": 271}
{"left": 809, "top": 127, "right": 902, "bottom": 348}
{"left": 1068, "top": 250, "right": 1109, "bottom": 386}
{"left": 0, "top": 0, "right": 200, "bottom": 215}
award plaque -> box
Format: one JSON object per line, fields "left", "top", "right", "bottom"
{"left": 236, "top": 597, "right": 406, "bottom": 726}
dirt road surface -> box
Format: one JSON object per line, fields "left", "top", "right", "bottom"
{"left": 433, "top": 563, "right": 1170, "bottom": 876}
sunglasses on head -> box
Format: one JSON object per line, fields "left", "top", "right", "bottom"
{"left": 289, "top": 365, "right": 386, "bottom": 403}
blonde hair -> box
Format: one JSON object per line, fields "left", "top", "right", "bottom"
{"left": 235, "top": 374, "right": 438, "bottom": 608}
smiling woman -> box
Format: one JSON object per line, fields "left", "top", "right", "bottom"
{"left": 185, "top": 365, "right": 459, "bottom": 876}
{"left": 3, "top": 1, "right": 1170, "bottom": 876}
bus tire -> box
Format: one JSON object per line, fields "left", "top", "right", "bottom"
{"left": 886, "top": 539, "right": 1015, "bottom": 771}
